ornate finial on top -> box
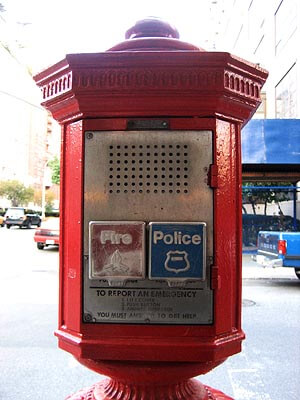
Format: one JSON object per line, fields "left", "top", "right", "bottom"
{"left": 125, "top": 17, "right": 179, "bottom": 40}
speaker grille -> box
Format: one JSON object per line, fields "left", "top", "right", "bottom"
{"left": 108, "top": 143, "right": 189, "bottom": 195}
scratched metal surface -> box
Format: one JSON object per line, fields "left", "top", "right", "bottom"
{"left": 83, "top": 130, "right": 213, "bottom": 255}
{"left": 83, "top": 130, "right": 214, "bottom": 324}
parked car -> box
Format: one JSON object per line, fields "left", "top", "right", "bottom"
{"left": 34, "top": 227, "right": 59, "bottom": 250}
{"left": 4, "top": 207, "right": 41, "bottom": 229}
{"left": 256, "top": 230, "right": 300, "bottom": 279}
{"left": 0, "top": 215, "right": 4, "bottom": 227}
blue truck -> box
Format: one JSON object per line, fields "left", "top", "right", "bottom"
{"left": 256, "top": 231, "right": 300, "bottom": 279}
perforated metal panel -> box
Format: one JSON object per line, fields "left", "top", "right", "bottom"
{"left": 83, "top": 130, "right": 214, "bottom": 325}
{"left": 84, "top": 130, "right": 213, "bottom": 256}
{"left": 107, "top": 143, "right": 190, "bottom": 195}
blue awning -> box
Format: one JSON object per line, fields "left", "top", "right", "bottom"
{"left": 242, "top": 119, "right": 300, "bottom": 164}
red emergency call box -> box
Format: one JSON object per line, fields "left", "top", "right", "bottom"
{"left": 34, "top": 18, "right": 268, "bottom": 400}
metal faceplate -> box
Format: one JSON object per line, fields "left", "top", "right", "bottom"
{"left": 83, "top": 130, "right": 214, "bottom": 325}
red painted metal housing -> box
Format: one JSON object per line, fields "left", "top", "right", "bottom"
{"left": 54, "top": 117, "right": 244, "bottom": 365}
{"left": 34, "top": 25, "right": 267, "bottom": 380}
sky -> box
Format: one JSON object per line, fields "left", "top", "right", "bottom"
{"left": 1, "top": 0, "right": 221, "bottom": 73}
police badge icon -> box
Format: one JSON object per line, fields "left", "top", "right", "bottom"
{"left": 149, "top": 222, "right": 206, "bottom": 283}
{"left": 164, "top": 251, "right": 190, "bottom": 273}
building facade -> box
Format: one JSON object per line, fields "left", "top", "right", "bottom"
{"left": 215, "top": 0, "right": 299, "bottom": 119}
{"left": 0, "top": 13, "right": 60, "bottom": 208}
{"left": 213, "top": 0, "right": 300, "bottom": 223}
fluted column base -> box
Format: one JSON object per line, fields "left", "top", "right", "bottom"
{"left": 66, "top": 378, "right": 233, "bottom": 400}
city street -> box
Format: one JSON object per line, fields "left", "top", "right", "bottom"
{"left": 0, "top": 225, "right": 299, "bottom": 400}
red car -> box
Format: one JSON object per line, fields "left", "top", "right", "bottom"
{"left": 34, "top": 227, "right": 59, "bottom": 250}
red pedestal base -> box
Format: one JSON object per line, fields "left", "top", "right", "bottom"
{"left": 64, "top": 359, "right": 234, "bottom": 399}
{"left": 66, "top": 378, "right": 233, "bottom": 400}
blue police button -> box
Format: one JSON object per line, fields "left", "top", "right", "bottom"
{"left": 149, "top": 222, "right": 206, "bottom": 281}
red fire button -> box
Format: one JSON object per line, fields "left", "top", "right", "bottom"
{"left": 89, "top": 221, "right": 145, "bottom": 282}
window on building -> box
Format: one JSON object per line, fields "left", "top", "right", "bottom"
{"left": 275, "top": 0, "right": 297, "bottom": 55}
{"left": 254, "top": 92, "right": 267, "bottom": 119}
{"left": 275, "top": 63, "right": 297, "bottom": 118}
{"left": 248, "top": 0, "right": 267, "bottom": 58}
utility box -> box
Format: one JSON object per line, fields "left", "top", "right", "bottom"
{"left": 34, "top": 17, "right": 268, "bottom": 400}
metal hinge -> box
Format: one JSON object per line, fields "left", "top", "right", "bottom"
{"left": 211, "top": 265, "right": 220, "bottom": 290}
{"left": 208, "top": 164, "right": 219, "bottom": 188}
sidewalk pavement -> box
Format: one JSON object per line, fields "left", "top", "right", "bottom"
{"left": 242, "top": 254, "right": 297, "bottom": 280}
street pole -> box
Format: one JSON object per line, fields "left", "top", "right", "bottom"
{"left": 41, "top": 161, "right": 49, "bottom": 220}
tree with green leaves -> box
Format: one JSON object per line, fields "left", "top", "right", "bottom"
{"left": 48, "top": 156, "right": 60, "bottom": 185}
{"left": 242, "top": 182, "right": 292, "bottom": 215}
{"left": 34, "top": 189, "right": 55, "bottom": 212}
{"left": 0, "top": 180, "right": 34, "bottom": 206}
